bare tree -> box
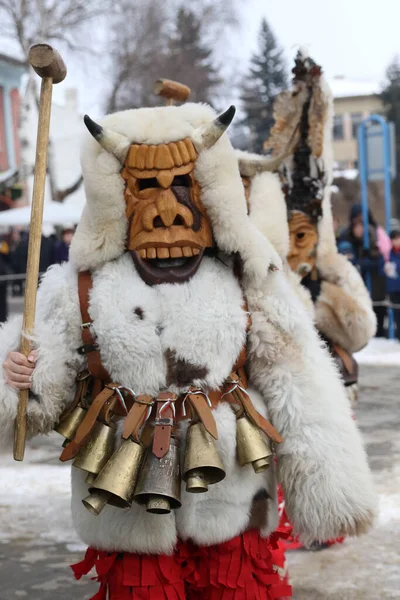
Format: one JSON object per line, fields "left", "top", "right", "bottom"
{"left": 0, "top": 0, "right": 112, "bottom": 202}
{"left": 105, "top": 0, "right": 242, "bottom": 113}
{"left": 105, "top": 0, "right": 171, "bottom": 113}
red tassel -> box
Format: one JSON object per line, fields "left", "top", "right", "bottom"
{"left": 71, "top": 547, "right": 98, "bottom": 579}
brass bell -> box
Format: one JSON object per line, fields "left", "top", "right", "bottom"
{"left": 86, "top": 438, "right": 145, "bottom": 512}
{"left": 55, "top": 405, "right": 87, "bottom": 443}
{"left": 183, "top": 422, "right": 225, "bottom": 493}
{"left": 236, "top": 415, "right": 272, "bottom": 473}
{"left": 85, "top": 473, "right": 96, "bottom": 485}
{"left": 73, "top": 421, "right": 115, "bottom": 478}
{"left": 82, "top": 490, "right": 112, "bottom": 516}
{"left": 134, "top": 437, "right": 181, "bottom": 514}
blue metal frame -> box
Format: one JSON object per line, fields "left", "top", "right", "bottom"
{"left": 358, "top": 114, "right": 394, "bottom": 338}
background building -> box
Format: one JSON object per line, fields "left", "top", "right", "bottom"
{"left": 0, "top": 54, "right": 26, "bottom": 210}
{"left": 329, "top": 76, "right": 383, "bottom": 169}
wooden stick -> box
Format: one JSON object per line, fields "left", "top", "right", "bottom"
{"left": 13, "top": 45, "right": 66, "bottom": 461}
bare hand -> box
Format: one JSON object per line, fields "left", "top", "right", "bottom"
{"left": 3, "top": 350, "right": 38, "bottom": 390}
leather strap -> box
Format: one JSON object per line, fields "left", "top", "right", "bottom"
{"left": 152, "top": 392, "right": 176, "bottom": 458}
{"left": 122, "top": 394, "right": 154, "bottom": 442}
{"left": 219, "top": 373, "right": 282, "bottom": 444}
{"left": 60, "top": 385, "right": 117, "bottom": 461}
{"left": 78, "top": 272, "right": 110, "bottom": 382}
{"left": 332, "top": 343, "right": 355, "bottom": 375}
{"left": 185, "top": 392, "right": 218, "bottom": 439}
{"left": 58, "top": 373, "right": 90, "bottom": 423}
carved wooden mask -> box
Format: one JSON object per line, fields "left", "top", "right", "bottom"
{"left": 121, "top": 138, "right": 213, "bottom": 285}
{"left": 287, "top": 212, "right": 319, "bottom": 277}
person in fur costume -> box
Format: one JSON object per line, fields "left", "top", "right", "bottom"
{"left": 238, "top": 50, "right": 376, "bottom": 407}
{"left": 0, "top": 99, "right": 376, "bottom": 599}
{"left": 238, "top": 50, "right": 376, "bottom": 552}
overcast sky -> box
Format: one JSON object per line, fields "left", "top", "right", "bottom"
{"left": 5, "top": 0, "right": 399, "bottom": 113}
{"left": 244, "top": 0, "right": 400, "bottom": 83}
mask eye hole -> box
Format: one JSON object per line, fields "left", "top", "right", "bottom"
{"left": 296, "top": 232, "right": 306, "bottom": 240}
{"left": 172, "top": 175, "right": 190, "bottom": 187}
{"left": 138, "top": 177, "right": 160, "bottom": 191}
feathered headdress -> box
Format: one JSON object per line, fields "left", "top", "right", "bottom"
{"left": 264, "top": 49, "right": 332, "bottom": 221}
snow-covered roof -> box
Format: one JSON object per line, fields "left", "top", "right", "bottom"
{"left": 328, "top": 76, "right": 381, "bottom": 99}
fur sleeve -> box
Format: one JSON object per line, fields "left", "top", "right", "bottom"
{"left": 246, "top": 271, "right": 377, "bottom": 545}
{"left": 316, "top": 253, "right": 376, "bottom": 352}
{"left": 0, "top": 263, "right": 85, "bottom": 449}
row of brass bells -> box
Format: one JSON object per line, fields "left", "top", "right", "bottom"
{"left": 83, "top": 437, "right": 145, "bottom": 516}
{"left": 183, "top": 422, "right": 225, "bottom": 493}
{"left": 236, "top": 415, "right": 272, "bottom": 473}
{"left": 54, "top": 404, "right": 87, "bottom": 447}
{"left": 134, "top": 437, "right": 181, "bottom": 514}
{"left": 73, "top": 421, "right": 116, "bottom": 485}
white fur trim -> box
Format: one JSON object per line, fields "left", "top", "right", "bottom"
{"left": 195, "top": 139, "right": 282, "bottom": 282}
{"left": 247, "top": 169, "right": 289, "bottom": 261}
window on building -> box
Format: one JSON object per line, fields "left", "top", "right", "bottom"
{"left": 333, "top": 115, "right": 344, "bottom": 140}
{"left": 0, "top": 87, "right": 9, "bottom": 171}
{"left": 351, "top": 113, "right": 363, "bottom": 139}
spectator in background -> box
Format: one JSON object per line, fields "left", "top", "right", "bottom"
{"left": 338, "top": 204, "right": 387, "bottom": 337}
{"left": 10, "top": 225, "right": 57, "bottom": 294}
{"left": 383, "top": 230, "right": 400, "bottom": 340}
{"left": 54, "top": 225, "right": 75, "bottom": 264}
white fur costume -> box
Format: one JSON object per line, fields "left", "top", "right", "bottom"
{"left": 0, "top": 103, "right": 376, "bottom": 555}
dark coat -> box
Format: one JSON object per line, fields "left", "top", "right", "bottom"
{"left": 383, "top": 250, "right": 400, "bottom": 294}
{"left": 337, "top": 225, "right": 386, "bottom": 302}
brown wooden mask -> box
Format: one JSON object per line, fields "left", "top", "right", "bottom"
{"left": 287, "top": 212, "right": 319, "bottom": 277}
{"left": 121, "top": 138, "right": 213, "bottom": 285}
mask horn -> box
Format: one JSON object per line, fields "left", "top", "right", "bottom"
{"left": 238, "top": 155, "right": 284, "bottom": 178}
{"left": 193, "top": 105, "right": 236, "bottom": 152}
{"left": 84, "top": 114, "right": 131, "bottom": 164}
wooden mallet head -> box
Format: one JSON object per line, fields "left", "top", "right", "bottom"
{"left": 154, "top": 79, "right": 191, "bottom": 105}
{"left": 28, "top": 43, "right": 67, "bottom": 84}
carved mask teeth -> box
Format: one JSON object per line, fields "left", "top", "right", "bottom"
{"left": 170, "top": 247, "right": 183, "bottom": 258}
{"left": 157, "top": 247, "right": 170, "bottom": 259}
{"left": 137, "top": 246, "right": 200, "bottom": 260}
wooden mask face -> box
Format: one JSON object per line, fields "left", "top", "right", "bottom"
{"left": 121, "top": 138, "right": 213, "bottom": 285}
{"left": 287, "top": 212, "right": 319, "bottom": 277}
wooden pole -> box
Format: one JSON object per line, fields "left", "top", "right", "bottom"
{"left": 13, "top": 45, "right": 66, "bottom": 461}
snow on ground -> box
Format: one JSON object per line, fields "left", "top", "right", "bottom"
{"left": 355, "top": 337, "right": 400, "bottom": 366}
{"left": 0, "top": 433, "right": 82, "bottom": 548}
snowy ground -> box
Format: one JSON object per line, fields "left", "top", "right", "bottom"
{"left": 0, "top": 362, "right": 399, "bottom": 599}
{"left": 355, "top": 337, "right": 400, "bottom": 367}
{"left": 287, "top": 363, "right": 400, "bottom": 600}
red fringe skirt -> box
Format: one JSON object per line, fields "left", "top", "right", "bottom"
{"left": 71, "top": 530, "right": 292, "bottom": 599}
